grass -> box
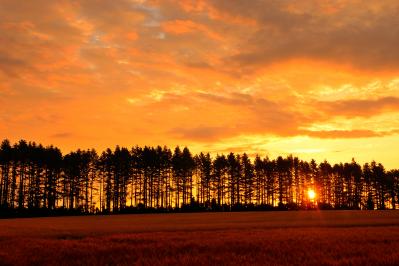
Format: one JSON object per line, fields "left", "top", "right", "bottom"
{"left": 0, "top": 211, "right": 398, "bottom": 265}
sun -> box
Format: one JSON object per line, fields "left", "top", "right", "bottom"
{"left": 308, "top": 189, "right": 316, "bottom": 200}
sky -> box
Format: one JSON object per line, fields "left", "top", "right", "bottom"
{"left": 1, "top": 0, "right": 399, "bottom": 168}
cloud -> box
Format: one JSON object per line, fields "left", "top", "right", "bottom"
{"left": 50, "top": 132, "right": 73, "bottom": 139}
{"left": 164, "top": 91, "right": 311, "bottom": 141}
{"left": 302, "top": 129, "right": 386, "bottom": 139}
{"left": 208, "top": 0, "right": 399, "bottom": 72}
{"left": 0, "top": 54, "right": 30, "bottom": 77}
{"left": 195, "top": 92, "right": 256, "bottom": 106}
{"left": 318, "top": 96, "right": 399, "bottom": 117}
{"left": 161, "top": 19, "right": 222, "bottom": 41}
{"left": 162, "top": 91, "right": 399, "bottom": 142}
{"left": 1, "top": 0, "right": 399, "bottom": 167}
{"left": 170, "top": 126, "right": 229, "bottom": 141}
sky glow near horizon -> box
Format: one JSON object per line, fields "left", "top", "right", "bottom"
{"left": 1, "top": 0, "right": 399, "bottom": 168}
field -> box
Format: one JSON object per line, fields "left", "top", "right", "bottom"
{"left": 0, "top": 211, "right": 399, "bottom": 265}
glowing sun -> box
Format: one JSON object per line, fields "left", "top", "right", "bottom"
{"left": 308, "top": 189, "right": 316, "bottom": 200}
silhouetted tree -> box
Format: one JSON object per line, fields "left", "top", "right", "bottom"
{"left": 1, "top": 138, "right": 398, "bottom": 216}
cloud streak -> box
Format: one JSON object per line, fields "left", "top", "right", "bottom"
{"left": 318, "top": 97, "right": 399, "bottom": 117}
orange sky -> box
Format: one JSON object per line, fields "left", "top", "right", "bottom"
{"left": 1, "top": 0, "right": 399, "bottom": 168}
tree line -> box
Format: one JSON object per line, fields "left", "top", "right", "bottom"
{"left": 0, "top": 139, "right": 398, "bottom": 216}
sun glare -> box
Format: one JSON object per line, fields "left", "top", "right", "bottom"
{"left": 308, "top": 189, "right": 316, "bottom": 200}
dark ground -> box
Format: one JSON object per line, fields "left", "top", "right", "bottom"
{"left": 0, "top": 211, "right": 398, "bottom": 265}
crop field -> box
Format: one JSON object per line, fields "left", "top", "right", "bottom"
{"left": 0, "top": 211, "right": 399, "bottom": 265}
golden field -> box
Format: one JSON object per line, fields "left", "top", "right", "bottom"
{"left": 0, "top": 211, "right": 398, "bottom": 265}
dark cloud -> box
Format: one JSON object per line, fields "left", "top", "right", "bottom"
{"left": 208, "top": 0, "right": 399, "bottom": 71}
{"left": 183, "top": 60, "right": 213, "bottom": 69}
{"left": 50, "top": 132, "right": 73, "bottom": 139}
{"left": 170, "top": 126, "right": 229, "bottom": 141}
{"left": 318, "top": 96, "right": 399, "bottom": 117}
{"left": 0, "top": 54, "right": 30, "bottom": 77}
{"left": 195, "top": 92, "right": 256, "bottom": 105}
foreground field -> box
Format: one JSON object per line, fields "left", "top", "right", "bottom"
{"left": 0, "top": 211, "right": 398, "bottom": 265}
